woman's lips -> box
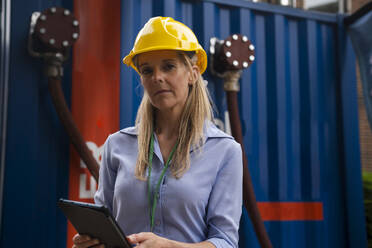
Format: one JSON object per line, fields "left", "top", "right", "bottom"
{"left": 154, "top": 90, "right": 171, "bottom": 96}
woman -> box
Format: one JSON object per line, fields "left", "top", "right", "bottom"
{"left": 73, "top": 16, "right": 243, "bottom": 248}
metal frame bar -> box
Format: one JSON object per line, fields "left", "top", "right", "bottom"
{"left": 0, "top": 0, "right": 11, "bottom": 238}
{"left": 204, "top": 0, "right": 338, "bottom": 23}
{"left": 336, "top": 15, "right": 367, "bottom": 248}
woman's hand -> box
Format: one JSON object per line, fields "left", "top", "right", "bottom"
{"left": 127, "top": 232, "right": 172, "bottom": 248}
{"left": 127, "top": 233, "right": 215, "bottom": 248}
{"left": 72, "top": 233, "right": 104, "bottom": 248}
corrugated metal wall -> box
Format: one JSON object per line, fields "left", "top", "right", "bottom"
{"left": 0, "top": 0, "right": 72, "bottom": 247}
{"left": 119, "top": 0, "right": 366, "bottom": 247}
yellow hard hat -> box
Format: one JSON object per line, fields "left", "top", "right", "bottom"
{"left": 122, "top": 16, "right": 207, "bottom": 74}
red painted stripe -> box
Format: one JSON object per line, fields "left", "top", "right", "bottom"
{"left": 257, "top": 202, "right": 324, "bottom": 221}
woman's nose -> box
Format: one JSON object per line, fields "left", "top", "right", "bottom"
{"left": 152, "top": 67, "right": 165, "bottom": 83}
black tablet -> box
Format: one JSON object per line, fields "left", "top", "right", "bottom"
{"left": 58, "top": 198, "right": 131, "bottom": 248}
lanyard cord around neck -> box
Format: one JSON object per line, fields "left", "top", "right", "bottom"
{"left": 147, "top": 133, "right": 178, "bottom": 231}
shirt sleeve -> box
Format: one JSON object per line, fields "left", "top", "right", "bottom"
{"left": 206, "top": 140, "right": 243, "bottom": 248}
{"left": 94, "top": 135, "right": 116, "bottom": 213}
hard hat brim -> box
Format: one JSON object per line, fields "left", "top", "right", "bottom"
{"left": 123, "top": 47, "right": 207, "bottom": 75}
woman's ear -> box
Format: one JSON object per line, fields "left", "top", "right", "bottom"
{"left": 188, "top": 65, "right": 199, "bottom": 86}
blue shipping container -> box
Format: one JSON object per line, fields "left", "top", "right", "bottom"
{"left": 0, "top": 0, "right": 367, "bottom": 247}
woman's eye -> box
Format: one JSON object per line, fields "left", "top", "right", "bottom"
{"left": 163, "top": 63, "right": 175, "bottom": 71}
{"left": 140, "top": 68, "right": 152, "bottom": 75}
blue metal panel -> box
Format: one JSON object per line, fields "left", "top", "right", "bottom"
{"left": 1, "top": 0, "right": 72, "bottom": 247}
{"left": 119, "top": 0, "right": 367, "bottom": 248}
{"left": 337, "top": 16, "right": 366, "bottom": 248}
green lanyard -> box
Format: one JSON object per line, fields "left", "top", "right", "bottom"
{"left": 147, "top": 133, "right": 178, "bottom": 231}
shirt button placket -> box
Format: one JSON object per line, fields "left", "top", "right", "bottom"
{"left": 154, "top": 184, "right": 164, "bottom": 234}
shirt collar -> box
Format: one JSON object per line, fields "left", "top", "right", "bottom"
{"left": 119, "top": 120, "right": 233, "bottom": 141}
{"left": 119, "top": 126, "right": 138, "bottom": 135}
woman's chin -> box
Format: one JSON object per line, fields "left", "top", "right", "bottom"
{"left": 154, "top": 105, "right": 175, "bottom": 112}
{"left": 152, "top": 100, "right": 175, "bottom": 111}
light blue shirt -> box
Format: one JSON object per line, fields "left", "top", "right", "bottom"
{"left": 95, "top": 122, "right": 243, "bottom": 248}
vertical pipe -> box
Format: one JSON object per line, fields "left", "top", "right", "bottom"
{"left": 346, "top": 0, "right": 352, "bottom": 13}
{"left": 0, "top": 0, "right": 11, "bottom": 237}
{"left": 339, "top": 0, "right": 344, "bottom": 13}
{"left": 336, "top": 15, "right": 367, "bottom": 248}
{"left": 47, "top": 77, "right": 99, "bottom": 182}
{"left": 226, "top": 91, "right": 273, "bottom": 248}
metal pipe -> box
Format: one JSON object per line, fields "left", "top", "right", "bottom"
{"left": 27, "top": 7, "right": 99, "bottom": 182}
{"left": 223, "top": 71, "right": 272, "bottom": 247}
{"left": 47, "top": 76, "right": 99, "bottom": 181}
{"left": 226, "top": 90, "right": 273, "bottom": 248}
{"left": 348, "top": 0, "right": 352, "bottom": 13}
{"left": 210, "top": 34, "right": 272, "bottom": 247}
{"left": 339, "top": 0, "right": 345, "bottom": 13}
{"left": 0, "top": 0, "right": 11, "bottom": 238}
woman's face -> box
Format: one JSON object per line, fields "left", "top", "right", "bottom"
{"left": 137, "top": 50, "right": 196, "bottom": 113}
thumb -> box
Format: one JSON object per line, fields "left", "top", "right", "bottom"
{"left": 129, "top": 232, "right": 152, "bottom": 243}
{"left": 126, "top": 234, "right": 138, "bottom": 244}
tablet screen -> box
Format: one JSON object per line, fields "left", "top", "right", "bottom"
{"left": 58, "top": 199, "right": 131, "bottom": 248}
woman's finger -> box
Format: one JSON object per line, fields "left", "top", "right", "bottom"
{"left": 82, "top": 239, "right": 100, "bottom": 248}
{"left": 131, "top": 232, "right": 152, "bottom": 243}
{"left": 72, "top": 238, "right": 100, "bottom": 248}
{"left": 126, "top": 234, "right": 137, "bottom": 244}
{"left": 73, "top": 234, "right": 91, "bottom": 244}
{"left": 91, "top": 244, "right": 105, "bottom": 248}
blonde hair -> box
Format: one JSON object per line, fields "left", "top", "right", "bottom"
{"left": 134, "top": 52, "right": 213, "bottom": 180}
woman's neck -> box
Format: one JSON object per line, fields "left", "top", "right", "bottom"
{"left": 155, "top": 108, "right": 181, "bottom": 139}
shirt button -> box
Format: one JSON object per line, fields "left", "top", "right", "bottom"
{"left": 155, "top": 220, "right": 161, "bottom": 226}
